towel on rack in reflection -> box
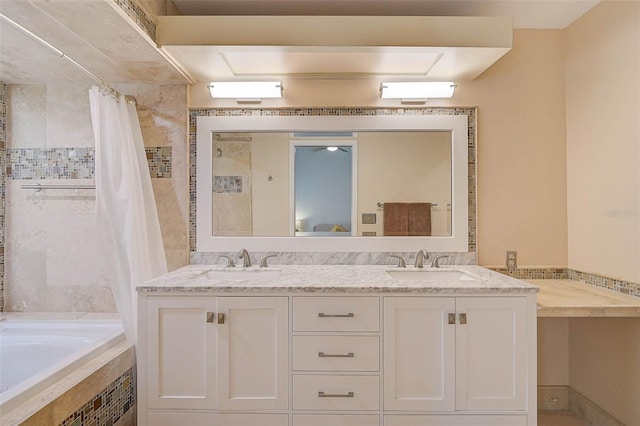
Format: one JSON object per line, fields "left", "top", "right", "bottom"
{"left": 408, "top": 203, "right": 432, "bottom": 236}
{"left": 383, "top": 203, "right": 409, "bottom": 236}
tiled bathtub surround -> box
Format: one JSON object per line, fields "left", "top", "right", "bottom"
{"left": 60, "top": 368, "right": 135, "bottom": 426}
{"left": 188, "top": 107, "right": 478, "bottom": 256}
{"left": 6, "top": 147, "right": 171, "bottom": 180}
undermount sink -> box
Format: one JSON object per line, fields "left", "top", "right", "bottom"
{"left": 203, "top": 269, "right": 281, "bottom": 280}
{"left": 386, "top": 269, "right": 480, "bottom": 281}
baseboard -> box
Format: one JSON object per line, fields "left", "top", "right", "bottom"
{"left": 538, "top": 386, "right": 625, "bottom": 426}
{"left": 569, "top": 387, "right": 625, "bottom": 426}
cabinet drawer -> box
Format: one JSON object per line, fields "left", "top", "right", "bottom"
{"left": 293, "top": 375, "right": 379, "bottom": 411}
{"left": 293, "top": 335, "right": 379, "bottom": 371}
{"left": 293, "top": 297, "right": 379, "bottom": 331}
{"left": 293, "top": 414, "right": 379, "bottom": 426}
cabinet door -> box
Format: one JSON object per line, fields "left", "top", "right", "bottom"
{"left": 217, "top": 296, "right": 289, "bottom": 410}
{"left": 455, "top": 297, "right": 528, "bottom": 411}
{"left": 146, "top": 297, "right": 216, "bottom": 409}
{"left": 384, "top": 297, "right": 456, "bottom": 411}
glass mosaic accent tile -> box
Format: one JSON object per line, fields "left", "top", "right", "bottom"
{"left": 213, "top": 176, "right": 244, "bottom": 193}
{"left": 488, "top": 267, "right": 568, "bottom": 280}
{"left": 6, "top": 147, "right": 171, "bottom": 180}
{"left": 146, "top": 146, "right": 172, "bottom": 178}
{"left": 59, "top": 368, "right": 135, "bottom": 426}
{"left": 188, "top": 107, "right": 478, "bottom": 253}
{"left": 112, "top": 0, "right": 156, "bottom": 41}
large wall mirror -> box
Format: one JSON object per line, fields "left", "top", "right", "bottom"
{"left": 196, "top": 115, "right": 468, "bottom": 252}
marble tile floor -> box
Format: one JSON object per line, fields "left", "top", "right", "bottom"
{"left": 539, "top": 411, "right": 587, "bottom": 426}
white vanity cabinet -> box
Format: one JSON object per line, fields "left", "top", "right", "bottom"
{"left": 384, "top": 296, "right": 530, "bottom": 425}
{"left": 138, "top": 295, "right": 289, "bottom": 426}
{"left": 137, "top": 265, "right": 537, "bottom": 426}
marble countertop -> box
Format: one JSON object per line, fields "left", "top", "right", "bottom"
{"left": 138, "top": 264, "right": 538, "bottom": 294}
{"left": 530, "top": 279, "right": 640, "bottom": 317}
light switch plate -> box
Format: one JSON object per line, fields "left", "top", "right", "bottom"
{"left": 362, "top": 213, "right": 376, "bottom": 224}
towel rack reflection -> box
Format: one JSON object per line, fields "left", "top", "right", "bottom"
{"left": 21, "top": 183, "right": 96, "bottom": 192}
{"left": 377, "top": 202, "right": 438, "bottom": 208}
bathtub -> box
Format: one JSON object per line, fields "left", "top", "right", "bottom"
{"left": 0, "top": 318, "right": 125, "bottom": 413}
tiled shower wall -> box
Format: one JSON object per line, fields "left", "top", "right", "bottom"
{"left": 3, "top": 83, "right": 188, "bottom": 312}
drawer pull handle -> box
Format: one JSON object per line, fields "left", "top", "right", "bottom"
{"left": 206, "top": 312, "right": 215, "bottom": 323}
{"left": 318, "top": 391, "right": 355, "bottom": 398}
{"left": 318, "top": 312, "right": 355, "bottom": 318}
{"left": 459, "top": 313, "right": 467, "bottom": 325}
{"left": 318, "top": 352, "right": 355, "bottom": 358}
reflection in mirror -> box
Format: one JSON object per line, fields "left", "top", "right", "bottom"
{"left": 210, "top": 131, "right": 451, "bottom": 238}
{"left": 196, "top": 114, "right": 469, "bottom": 253}
{"left": 293, "top": 143, "right": 355, "bottom": 236}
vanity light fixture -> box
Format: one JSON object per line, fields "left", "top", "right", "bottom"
{"left": 326, "top": 146, "right": 339, "bottom": 152}
{"left": 380, "top": 82, "right": 456, "bottom": 104}
{"left": 208, "top": 81, "right": 283, "bottom": 103}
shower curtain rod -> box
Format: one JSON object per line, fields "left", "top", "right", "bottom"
{"left": 0, "top": 13, "right": 128, "bottom": 101}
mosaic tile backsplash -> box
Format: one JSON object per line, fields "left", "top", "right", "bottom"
{"left": 213, "top": 175, "right": 245, "bottom": 193}
{"left": 59, "top": 368, "right": 135, "bottom": 426}
{"left": 188, "top": 107, "right": 478, "bottom": 253}
{"left": 6, "top": 147, "right": 172, "bottom": 180}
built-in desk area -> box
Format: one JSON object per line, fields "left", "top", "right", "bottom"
{"left": 528, "top": 279, "right": 640, "bottom": 317}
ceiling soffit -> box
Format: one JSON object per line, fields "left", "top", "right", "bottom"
{"left": 158, "top": 16, "right": 513, "bottom": 81}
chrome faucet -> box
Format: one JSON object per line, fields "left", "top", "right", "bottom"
{"left": 431, "top": 255, "right": 449, "bottom": 268}
{"left": 238, "top": 248, "right": 252, "bottom": 267}
{"left": 414, "top": 249, "right": 430, "bottom": 268}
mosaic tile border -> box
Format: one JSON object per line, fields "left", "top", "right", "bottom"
{"left": 488, "top": 267, "right": 568, "bottom": 280}
{"left": 59, "top": 367, "right": 135, "bottom": 426}
{"left": 6, "top": 147, "right": 172, "bottom": 180}
{"left": 188, "top": 107, "right": 478, "bottom": 253}
{"left": 567, "top": 268, "right": 640, "bottom": 297}
{"left": 112, "top": 0, "right": 156, "bottom": 41}
{"left": 489, "top": 267, "right": 640, "bottom": 298}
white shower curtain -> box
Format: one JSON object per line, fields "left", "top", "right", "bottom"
{"left": 89, "top": 86, "right": 167, "bottom": 345}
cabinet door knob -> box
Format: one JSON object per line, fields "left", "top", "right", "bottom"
{"left": 218, "top": 313, "right": 226, "bottom": 324}
{"left": 206, "top": 312, "right": 215, "bottom": 323}
{"left": 459, "top": 313, "right": 467, "bottom": 325}
{"left": 448, "top": 313, "right": 456, "bottom": 325}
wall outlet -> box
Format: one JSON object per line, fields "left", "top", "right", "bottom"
{"left": 506, "top": 250, "right": 517, "bottom": 270}
{"left": 362, "top": 213, "right": 377, "bottom": 224}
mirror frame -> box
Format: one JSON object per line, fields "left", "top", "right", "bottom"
{"left": 196, "top": 114, "right": 468, "bottom": 252}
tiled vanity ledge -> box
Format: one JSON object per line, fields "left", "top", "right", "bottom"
{"left": 137, "top": 264, "right": 537, "bottom": 294}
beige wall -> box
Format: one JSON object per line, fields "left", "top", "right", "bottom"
{"left": 569, "top": 318, "right": 640, "bottom": 425}
{"left": 562, "top": 3, "right": 640, "bottom": 424}
{"left": 565, "top": 1, "right": 640, "bottom": 284}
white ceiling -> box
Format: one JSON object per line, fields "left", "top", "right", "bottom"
{"left": 172, "top": 0, "right": 600, "bottom": 29}
{"left": 0, "top": 0, "right": 600, "bottom": 86}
